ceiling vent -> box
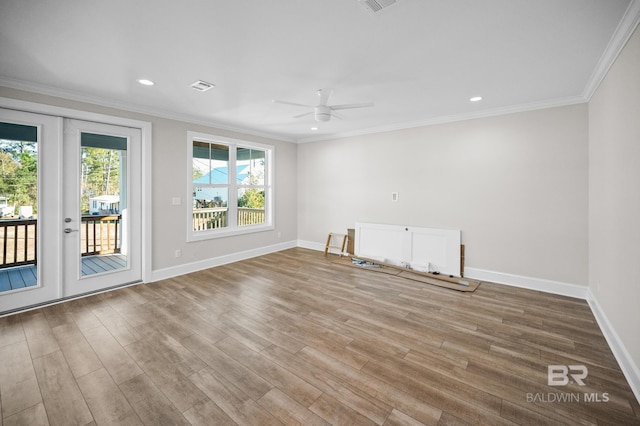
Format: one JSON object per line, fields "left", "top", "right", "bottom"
{"left": 358, "top": 0, "right": 397, "bottom": 14}
{"left": 190, "top": 80, "right": 215, "bottom": 92}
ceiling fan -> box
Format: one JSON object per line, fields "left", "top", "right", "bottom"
{"left": 273, "top": 88, "right": 374, "bottom": 122}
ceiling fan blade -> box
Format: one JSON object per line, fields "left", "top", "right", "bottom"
{"left": 330, "top": 112, "right": 343, "bottom": 120}
{"left": 293, "top": 111, "right": 314, "bottom": 119}
{"left": 330, "top": 102, "right": 375, "bottom": 111}
{"left": 317, "top": 88, "right": 333, "bottom": 106}
{"left": 273, "top": 99, "right": 314, "bottom": 108}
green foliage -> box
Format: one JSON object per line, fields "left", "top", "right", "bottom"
{"left": 81, "top": 147, "right": 120, "bottom": 213}
{"left": 192, "top": 168, "right": 204, "bottom": 181}
{"left": 0, "top": 140, "right": 38, "bottom": 215}
{"left": 0, "top": 142, "right": 123, "bottom": 217}
{"left": 238, "top": 170, "right": 265, "bottom": 209}
{"left": 238, "top": 188, "right": 265, "bottom": 209}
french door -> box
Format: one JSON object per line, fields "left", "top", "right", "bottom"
{"left": 0, "top": 109, "right": 62, "bottom": 312}
{"left": 63, "top": 119, "right": 142, "bottom": 296}
{"left": 0, "top": 109, "right": 143, "bottom": 314}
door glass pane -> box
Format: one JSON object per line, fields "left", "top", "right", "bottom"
{"left": 0, "top": 123, "right": 38, "bottom": 292}
{"left": 80, "top": 132, "right": 127, "bottom": 276}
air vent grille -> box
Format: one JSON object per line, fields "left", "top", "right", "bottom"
{"left": 190, "top": 80, "right": 215, "bottom": 92}
{"left": 358, "top": 0, "right": 397, "bottom": 14}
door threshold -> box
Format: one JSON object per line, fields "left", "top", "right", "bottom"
{"left": 0, "top": 280, "right": 143, "bottom": 317}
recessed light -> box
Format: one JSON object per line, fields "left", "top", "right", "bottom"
{"left": 470, "top": 96, "right": 483, "bottom": 102}
{"left": 311, "top": 127, "right": 318, "bottom": 131}
{"left": 137, "top": 79, "right": 155, "bottom": 86}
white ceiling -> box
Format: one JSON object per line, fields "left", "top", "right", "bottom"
{"left": 1, "top": 0, "right": 638, "bottom": 143}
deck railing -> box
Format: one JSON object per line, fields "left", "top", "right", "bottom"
{"left": 0, "top": 219, "right": 37, "bottom": 269}
{"left": 1, "top": 208, "right": 266, "bottom": 268}
{"left": 193, "top": 207, "right": 265, "bottom": 231}
{"left": 81, "top": 214, "right": 121, "bottom": 256}
{"left": 0, "top": 214, "right": 122, "bottom": 269}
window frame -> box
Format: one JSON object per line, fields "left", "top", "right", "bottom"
{"left": 187, "top": 131, "right": 273, "bottom": 242}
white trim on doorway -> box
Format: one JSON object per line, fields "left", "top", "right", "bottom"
{"left": 0, "top": 97, "right": 153, "bottom": 285}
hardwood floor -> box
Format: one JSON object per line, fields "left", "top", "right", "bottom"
{"left": 0, "top": 247, "right": 638, "bottom": 425}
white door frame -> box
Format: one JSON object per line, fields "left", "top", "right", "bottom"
{"left": 63, "top": 119, "right": 143, "bottom": 296}
{"left": 0, "top": 108, "right": 63, "bottom": 312}
{"left": 0, "top": 97, "right": 152, "bottom": 304}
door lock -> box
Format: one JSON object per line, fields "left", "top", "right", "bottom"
{"left": 64, "top": 217, "right": 72, "bottom": 223}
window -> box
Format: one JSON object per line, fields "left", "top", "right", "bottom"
{"left": 188, "top": 131, "right": 273, "bottom": 240}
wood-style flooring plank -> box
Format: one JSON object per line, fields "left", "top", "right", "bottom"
{"left": 257, "top": 387, "right": 329, "bottom": 426}
{"left": 2, "top": 402, "right": 49, "bottom": 426}
{"left": 124, "top": 339, "right": 208, "bottom": 412}
{"left": 76, "top": 368, "right": 142, "bottom": 426}
{"left": 309, "top": 393, "right": 378, "bottom": 426}
{"left": 51, "top": 323, "right": 103, "bottom": 379}
{"left": 260, "top": 344, "right": 441, "bottom": 425}
{"left": 188, "top": 367, "right": 282, "bottom": 426}
{"left": 32, "top": 350, "right": 93, "bottom": 426}
{"left": 383, "top": 408, "right": 427, "bottom": 426}
{"left": 0, "top": 248, "right": 638, "bottom": 426}
{"left": 215, "top": 336, "right": 323, "bottom": 408}
{"left": 0, "top": 341, "right": 42, "bottom": 418}
{"left": 81, "top": 325, "right": 143, "bottom": 385}
{"left": 118, "top": 374, "right": 191, "bottom": 426}
{"left": 181, "top": 333, "right": 274, "bottom": 401}
{"left": 182, "top": 399, "right": 237, "bottom": 426}
{"left": 19, "top": 311, "right": 59, "bottom": 359}
{"left": 0, "top": 315, "right": 25, "bottom": 349}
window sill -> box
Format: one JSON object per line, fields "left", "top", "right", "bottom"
{"left": 187, "top": 223, "right": 274, "bottom": 242}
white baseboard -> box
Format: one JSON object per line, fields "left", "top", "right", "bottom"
{"left": 299, "top": 241, "right": 589, "bottom": 299}
{"left": 150, "top": 240, "right": 297, "bottom": 282}
{"left": 297, "top": 239, "right": 326, "bottom": 252}
{"left": 152, "top": 239, "right": 640, "bottom": 405}
{"left": 464, "top": 267, "right": 588, "bottom": 300}
{"left": 587, "top": 290, "right": 640, "bottom": 405}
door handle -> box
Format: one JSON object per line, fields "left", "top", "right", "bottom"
{"left": 64, "top": 228, "right": 78, "bottom": 233}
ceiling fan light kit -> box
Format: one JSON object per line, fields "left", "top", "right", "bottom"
{"left": 274, "top": 88, "right": 374, "bottom": 123}
{"left": 315, "top": 105, "right": 332, "bottom": 122}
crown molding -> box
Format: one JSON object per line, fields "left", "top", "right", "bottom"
{"left": 297, "top": 95, "right": 587, "bottom": 143}
{"left": 4, "top": 0, "right": 638, "bottom": 147}
{"left": 582, "top": 0, "right": 640, "bottom": 100}
{"left": 0, "top": 77, "right": 296, "bottom": 144}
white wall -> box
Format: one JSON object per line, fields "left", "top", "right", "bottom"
{"left": 298, "top": 104, "right": 589, "bottom": 286}
{"left": 0, "top": 86, "right": 298, "bottom": 276}
{"left": 588, "top": 24, "right": 640, "bottom": 387}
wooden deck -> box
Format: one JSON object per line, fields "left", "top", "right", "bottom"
{"left": 81, "top": 253, "right": 127, "bottom": 276}
{"left": 0, "top": 248, "right": 638, "bottom": 425}
{"left": 0, "top": 254, "right": 127, "bottom": 292}
{"left": 0, "top": 264, "right": 36, "bottom": 292}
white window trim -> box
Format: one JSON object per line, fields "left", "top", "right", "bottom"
{"left": 187, "top": 131, "right": 274, "bottom": 242}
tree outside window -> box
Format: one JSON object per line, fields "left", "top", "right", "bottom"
{"left": 188, "top": 132, "right": 273, "bottom": 240}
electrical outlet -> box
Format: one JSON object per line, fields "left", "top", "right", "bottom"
{"left": 174, "top": 249, "right": 181, "bottom": 258}
{"left": 391, "top": 192, "right": 399, "bottom": 202}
